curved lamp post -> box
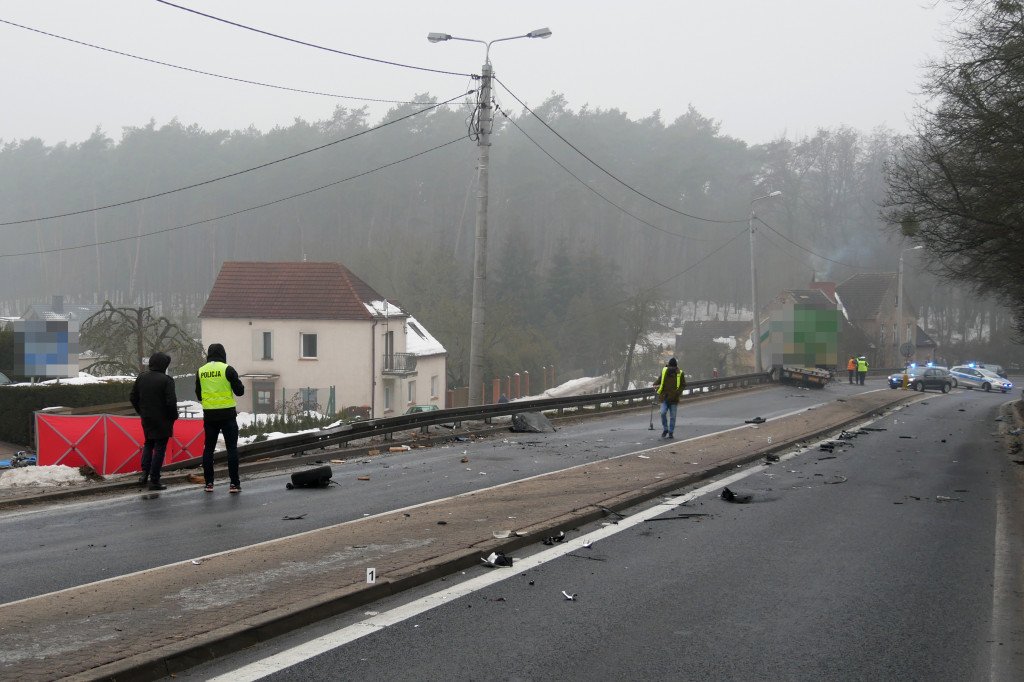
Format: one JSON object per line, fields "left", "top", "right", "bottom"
{"left": 749, "top": 190, "right": 782, "bottom": 374}
{"left": 428, "top": 27, "right": 552, "bottom": 406}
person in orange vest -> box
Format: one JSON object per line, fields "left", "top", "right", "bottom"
{"left": 847, "top": 357, "right": 857, "bottom": 384}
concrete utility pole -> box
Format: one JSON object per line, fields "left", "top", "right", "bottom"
{"left": 428, "top": 27, "right": 552, "bottom": 405}
{"left": 749, "top": 191, "right": 781, "bottom": 374}
{"left": 897, "top": 244, "right": 923, "bottom": 359}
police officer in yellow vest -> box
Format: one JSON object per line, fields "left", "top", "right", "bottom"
{"left": 195, "top": 343, "right": 246, "bottom": 493}
{"left": 856, "top": 355, "right": 869, "bottom": 386}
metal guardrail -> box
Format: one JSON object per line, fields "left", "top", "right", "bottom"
{"left": 221, "top": 372, "right": 772, "bottom": 463}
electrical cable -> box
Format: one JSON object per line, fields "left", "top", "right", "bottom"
{"left": 155, "top": 0, "right": 473, "bottom": 78}
{"left": 496, "top": 104, "right": 728, "bottom": 243}
{"left": 0, "top": 91, "right": 472, "bottom": 226}
{"left": 496, "top": 78, "right": 747, "bottom": 225}
{"left": 755, "top": 216, "right": 872, "bottom": 269}
{"left": 0, "top": 18, "right": 437, "bottom": 106}
{"left": 0, "top": 137, "right": 466, "bottom": 259}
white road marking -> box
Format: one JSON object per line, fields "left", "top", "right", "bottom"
{"left": 212, "top": 412, "right": 898, "bottom": 681}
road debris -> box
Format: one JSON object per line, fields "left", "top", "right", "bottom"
{"left": 720, "top": 486, "right": 753, "bottom": 503}
{"left": 561, "top": 590, "right": 578, "bottom": 601}
{"left": 481, "top": 551, "right": 514, "bottom": 567}
{"left": 492, "top": 530, "right": 527, "bottom": 539}
{"left": 824, "top": 476, "right": 847, "bottom": 485}
{"left": 595, "top": 504, "right": 625, "bottom": 519}
{"left": 745, "top": 417, "right": 766, "bottom": 424}
{"left": 282, "top": 514, "right": 307, "bottom": 520}
{"left": 543, "top": 531, "right": 566, "bottom": 545}
{"left": 510, "top": 412, "right": 555, "bottom": 433}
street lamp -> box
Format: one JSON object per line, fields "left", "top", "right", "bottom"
{"left": 749, "top": 190, "right": 782, "bottom": 374}
{"left": 896, "top": 244, "right": 924, "bottom": 360}
{"left": 428, "top": 27, "right": 552, "bottom": 406}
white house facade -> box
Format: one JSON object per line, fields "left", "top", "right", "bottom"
{"left": 199, "top": 261, "right": 447, "bottom": 418}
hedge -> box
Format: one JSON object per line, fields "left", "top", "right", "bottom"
{"left": 0, "top": 380, "right": 133, "bottom": 447}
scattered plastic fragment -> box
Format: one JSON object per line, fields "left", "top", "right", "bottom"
{"left": 561, "top": 590, "right": 578, "bottom": 601}
{"left": 461, "top": 456, "right": 469, "bottom": 463}
{"left": 595, "top": 504, "right": 625, "bottom": 519}
{"left": 357, "top": 476, "right": 370, "bottom": 481}
{"left": 481, "top": 551, "right": 514, "bottom": 567}
{"left": 638, "top": 455, "right": 650, "bottom": 459}
{"left": 543, "top": 531, "right": 566, "bottom": 545}
{"left": 282, "top": 514, "right": 307, "bottom": 520}
{"left": 191, "top": 560, "right": 201, "bottom": 565}
{"left": 745, "top": 417, "right": 766, "bottom": 424}
{"left": 581, "top": 539, "right": 593, "bottom": 548}
{"left": 824, "top": 476, "right": 847, "bottom": 485}
{"left": 720, "top": 487, "right": 752, "bottom": 503}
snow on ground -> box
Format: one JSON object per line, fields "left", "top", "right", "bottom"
{"left": 0, "top": 465, "right": 88, "bottom": 488}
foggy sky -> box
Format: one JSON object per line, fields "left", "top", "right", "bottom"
{"left": 1, "top": 0, "right": 957, "bottom": 147}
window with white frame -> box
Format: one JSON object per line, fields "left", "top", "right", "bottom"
{"left": 430, "top": 375, "right": 438, "bottom": 398}
{"left": 383, "top": 384, "right": 393, "bottom": 411}
{"left": 300, "top": 333, "right": 318, "bottom": 359}
{"left": 408, "top": 380, "right": 416, "bottom": 404}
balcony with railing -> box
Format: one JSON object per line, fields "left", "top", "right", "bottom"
{"left": 382, "top": 352, "right": 417, "bottom": 376}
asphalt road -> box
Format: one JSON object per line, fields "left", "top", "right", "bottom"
{"left": 172, "top": 384, "right": 1024, "bottom": 681}
{"left": 1, "top": 381, "right": 869, "bottom": 604}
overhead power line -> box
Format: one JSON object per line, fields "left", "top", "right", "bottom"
{"left": 496, "top": 104, "right": 728, "bottom": 243}
{"left": 755, "top": 217, "right": 871, "bottom": 269}
{"left": 0, "top": 137, "right": 465, "bottom": 259}
{"left": 0, "top": 18, "right": 438, "bottom": 106}
{"left": 0, "top": 92, "right": 472, "bottom": 226}
{"left": 495, "top": 78, "right": 747, "bottom": 226}
{"left": 155, "top": 0, "right": 473, "bottom": 78}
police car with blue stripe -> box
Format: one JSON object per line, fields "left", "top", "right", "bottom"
{"left": 949, "top": 364, "right": 1014, "bottom": 392}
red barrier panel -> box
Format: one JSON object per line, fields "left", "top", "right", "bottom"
{"left": 36, "top": 414, "right": 205, "bottom": 475}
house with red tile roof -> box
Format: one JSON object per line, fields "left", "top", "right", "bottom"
{"left": 199, "top": 261, "right": 446, "bottom": 418}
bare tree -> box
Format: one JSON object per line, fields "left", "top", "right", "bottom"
{"left": 79, "top": 301, "right": 204, "bottom": 376}
{"left": 883, "top": 1, "right": 1024, "bottom": 336}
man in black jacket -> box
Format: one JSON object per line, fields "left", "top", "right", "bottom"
{"left": 130, "top": 351, "right": 178, "bottom": 491}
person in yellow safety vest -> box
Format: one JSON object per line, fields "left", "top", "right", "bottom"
{"left": 847, "top": 357, "right": 857, "bottom": 384}
{"left": 856, "top": 356, "right": 869, "bottom": 386}
{"left": 195, "top": 343, "right": 246, "bottom": 493}
{"left": 654, "top": 357, "right": 686, "bottom": 439}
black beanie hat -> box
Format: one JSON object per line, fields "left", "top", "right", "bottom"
{"left": 668, "top": 358, "right": 677, "bottom": 367}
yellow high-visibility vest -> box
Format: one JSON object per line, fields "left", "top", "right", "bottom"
{"left": 199, "top": 361, "right": 235, "bottom": 410}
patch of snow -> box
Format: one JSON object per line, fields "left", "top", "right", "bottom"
{"left": 713, "top": 336, "right": 738, "bottom": 350}
{"left": 5, "top": 372, "right": 134, "bottom": 387}
{"left": 0, "top": 465, "right": 86, "bottom": 488}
